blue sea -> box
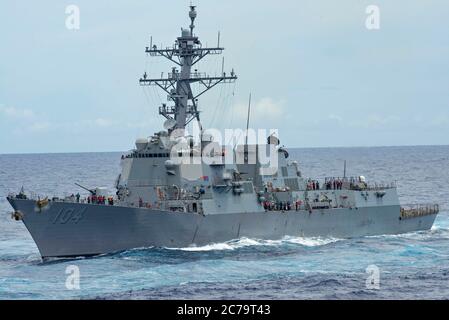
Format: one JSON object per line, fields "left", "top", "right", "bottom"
{"left": 0, "top": 145, "right": 448, "bottom": 299}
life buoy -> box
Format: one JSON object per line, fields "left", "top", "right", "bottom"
{"left": 36, "top": 197, "right": 49, "bottom": 209}
{"left": 11, "top": 211, "right": 23, "bottom": 221}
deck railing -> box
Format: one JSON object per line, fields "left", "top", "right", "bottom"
{"left": 400, "top": 204, "right": 439, "bottom": 219}
{"left": 307, "top": 177, "right": 397, "bottom": 191}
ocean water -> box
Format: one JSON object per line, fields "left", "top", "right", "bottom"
{"left": 0, "top": 145, "right": 448, "bottom": 300}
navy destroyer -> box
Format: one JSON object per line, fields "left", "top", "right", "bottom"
{"left": 7, "top": 6, "right": 439, "bottom": 258}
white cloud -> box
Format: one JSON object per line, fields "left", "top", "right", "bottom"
{"left": 338, "top": 114, "right": 401, "bottom": 129}
{"left": 0, "top": 105, "right": 35, "bottom": 118}
{"left": 29, "top": 121, "right": 51, "bottom": 132}
{"left": 94, "top": 118, "right": 114, "bottom": 127}
{"left": 365, "top": 115, "right": 400, "bottom": 127}
{"left": 234, "top": 97, "right": 285, "bottom": 121}
{"left": 429, "top": 115, "right": 449, "bottom": 127}
{"left": 328, "top": 114, "right": 343, "bottom": 122}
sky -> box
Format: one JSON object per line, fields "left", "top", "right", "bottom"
{"left": 0, "top": 0, "right": 448, "bottom": 153}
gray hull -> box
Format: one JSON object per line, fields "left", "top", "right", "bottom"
{"left": 8, "top": 198, "right": 437, "bottom": 258}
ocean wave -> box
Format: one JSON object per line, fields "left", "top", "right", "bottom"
{"left": 168, "top": 236, "right": 341, "bottom": 252}
{"left": 367, "top": 226, "right": 449, "bottom": 242}
{"left": 280, "top": 236, "right": 341, "bottom": 247}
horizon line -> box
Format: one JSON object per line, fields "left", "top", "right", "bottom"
{"left": 1, "top": 143, "right": 448, "bottom": 156}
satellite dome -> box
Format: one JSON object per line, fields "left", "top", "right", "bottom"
{"left": 181, "top": 29, "right": 190, "bottom": 37}
{"left": 176, "top": 137, "right": 187, "bottom": 145}
{"left": 202, "top": 133, "right": 214, "bottom": 142}
{"left": 163, "top": 119, "right": 176, "bottom": 131}
{"left": 189, "top": 8, "right": 197, "bottom": 19}
{"left": 135, "top": 138, "right": 148, "bottom": 150}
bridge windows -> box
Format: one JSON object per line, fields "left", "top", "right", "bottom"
{"left": 135, "top": 153, "right": 170, "bottom": 158}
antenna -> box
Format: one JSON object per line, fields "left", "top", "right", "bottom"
{"left": 163, "top": 119, "right": 177, "bottom": 131}
{"left": 343, "top": 160, "right": 347, "bottom": 178}
{"left": 221, "top": 57, "right": 225, "bottom": 75}
{"left": 189, "top": 5, "right": 197, "bottom": 36}
{"left": 245, "top": 93, "right": 252, "bottom": 147}
{"left": 217, "top": 31, "right": 220, "bottom": 47}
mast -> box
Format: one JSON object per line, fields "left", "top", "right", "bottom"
{"left": 139, "top": 6, "right": 237, "bottom": 136}
{"left": 245, "top": 93, "right": 252, "bottom": 146}
{"left": 244, "top": 93, "right": 252, "bottom": 162}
